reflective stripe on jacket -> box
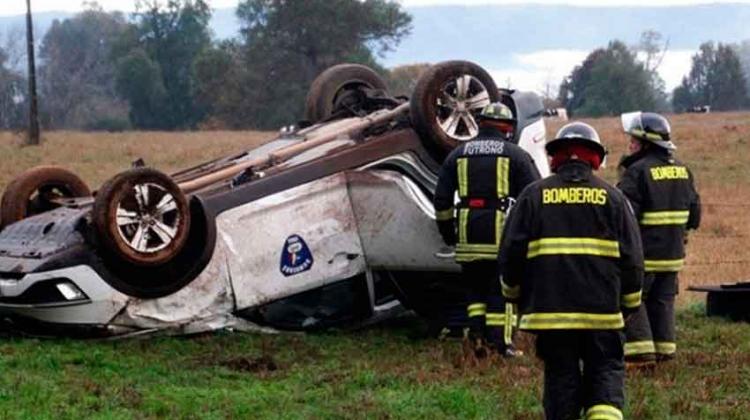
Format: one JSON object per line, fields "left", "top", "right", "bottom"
{"left": 498, "top": 161, "right": 644, "bottom": 330}
{"left": 433, "top": 127, "right": 541, "bottom": 263}
{"left": 617, "top": 149, "right": 701, "bottom": 272}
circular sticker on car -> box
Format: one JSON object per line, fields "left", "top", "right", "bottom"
{"left": 279, "top": 234, "right": 314, "bottom": 277}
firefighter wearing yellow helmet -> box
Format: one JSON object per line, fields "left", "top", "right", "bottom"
{"left": 433, "top": 102, "right": 540, "bottom": 356}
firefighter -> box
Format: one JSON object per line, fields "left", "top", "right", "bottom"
{"left": 498, "top": 122, "right": 644, "bottom": 420}
{"left": 433, "top": 102, "right": 540, "bottom": 356}
{"left": 618, "top": 112, "right": 701, "bottom": 364}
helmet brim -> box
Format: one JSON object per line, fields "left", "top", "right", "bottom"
{"left": 545, "top": 137, "right": 607, "bottom": 160}
{"left": 634, "top": 136, "right": 677, "bottom": 151}
{"left": 477, "top": 115, "right": 516, "bottom": 124}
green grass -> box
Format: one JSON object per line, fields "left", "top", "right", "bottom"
{"left": 1, "top": 305, "right": 749, "bottom": 419}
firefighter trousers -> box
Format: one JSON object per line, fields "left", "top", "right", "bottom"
{"left": 536, "top": 330, "right": 625, "bottom": 420}
{"left": 624, "top": 272, "right": 677, "bottom": 359}
{"left": 462, "top": 261, "right": 508, "bottom": 348}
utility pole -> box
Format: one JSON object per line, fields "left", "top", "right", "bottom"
{"left": 25, "top": 0, "right": 41, "bottom": 145}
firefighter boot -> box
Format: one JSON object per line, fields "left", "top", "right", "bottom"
{"left": 486, "top": 327, "right": 524, "bottom": 358}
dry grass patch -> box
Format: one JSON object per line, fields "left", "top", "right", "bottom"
{"left": 0, "top": 130, "right": 273, "bottom": 192}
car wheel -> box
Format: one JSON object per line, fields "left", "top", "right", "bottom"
{"left": 93, "top": 167, "right": 190, "bottom": 267}
{"left": 304, "top": 63, "right": 388, "bottom": 123}
{"left": 410, "top": 60, "right": 500, "bottom": 162}
{"left": 0, "top": 166, "right": 91, "bottom": 229}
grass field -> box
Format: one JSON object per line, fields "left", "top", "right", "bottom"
{"left": 1, "top": 111, "right": 749, "bottom": 418}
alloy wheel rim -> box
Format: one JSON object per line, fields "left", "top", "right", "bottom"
{"left": 115, "top": 182, "right": 181, "bottom": 254}
{"left": 435, "top": 74, "right": 492, "bottom": 141}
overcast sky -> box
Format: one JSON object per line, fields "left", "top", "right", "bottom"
{"left": 2, "top": 0, "right": 750, "bottom": 15}
{"left": 2, "top": 0, "right": 744, "bottom": 92}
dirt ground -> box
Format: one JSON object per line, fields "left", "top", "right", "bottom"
{"left": 1, "top": 111, "right": 748, "bottom": 301}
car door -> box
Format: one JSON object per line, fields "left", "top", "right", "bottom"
{"left": 217, "top": 173, "right": 367, "bottom": 310}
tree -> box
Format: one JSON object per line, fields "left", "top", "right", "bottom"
{"left": 672, "top": 42, "right": 748, "bottom": 112}
{"left": 39, "top": 6, "right": 129, "bottom": 129}
{"left": 638, "top": 30, "right": 669, "bottom": 74}
{"left": 0, "top": 47, "right": 26, "bottom": 129}
{"left": 711, "top": 44, "right": 748, "bottom": 110}
{"left": 636, "top": 30, "right": 671, "bottom": 112}
{"left": 115, "top": 49, "right": 167, "bottom": 129}
{"left": 192, "top": 41, "right": 246, "bottom": 128}
{"left": 540, "top": 72, "right": 562, "bottom": 109}
{"left": 386, "top": 63, "right": 430, "bottom": 97}
{"left": 195, "top": 0, "right": 412, "bottom": 129}
{"left": 559, "top": 41, "right": 661, "bottom": 117}
{"left": 115, "top": 0, "right": 212, "bottom": 129}
{"left": 1, "top": 26, "right": 26, "bottom": 72}
{"left": 735, "top": 40, "right": 750, "bottom": 96}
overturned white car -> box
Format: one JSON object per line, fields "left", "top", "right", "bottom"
{"left": 0, "top": 61, "right": 549, "bottom": 337}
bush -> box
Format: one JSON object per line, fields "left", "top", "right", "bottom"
{"left": 85, "top": 117, "right": 132, "bottom": 132}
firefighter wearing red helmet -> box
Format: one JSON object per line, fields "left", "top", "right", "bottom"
{"left": 618, "top": 112, "right": 701, "bottom": 365}
{"left": 433, "top": 102, "right": 540, "bottom": 356}
{"left": 499, "top": 122, "right": 644, "bottom": 420}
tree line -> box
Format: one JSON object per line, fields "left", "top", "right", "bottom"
{"left": 558, "top": 32, "right": 750, "bottom": 117}
{"left": 0, "top": 0, "right": 411, "bottom": 131}
{"left": 2, "top": 2, "right": 750, "bottom": 131}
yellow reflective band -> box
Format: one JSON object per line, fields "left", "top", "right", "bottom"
{"left": 624, "top": 340, "right": 655, "bottom": 356}
{"left": 456, "top": 243, "right": 499, "bottom": 252}
{"left": 655, "top": 341, "right": 676, "bottom": 355}
{"left": 641, "top": 210, "right": 690, "bottom": 226}
{"left": 644, "top": 259, "right": 684, "bottom": 272}
{"left": 495, "top": 210, "right": 505, "bottom": 246}
{"left": 467, "top": 303, "right": 487, "bottom": 317}
{"left": 457, "top": 158, "right": 468, "bottom": 197}
{"left": 519, "top": 312, "right": 624, "bottom": 330}
{"left": 456, "top": 241, "right": 499, "bottom": 262}
{"left": 435, "top": 207, "right": 455, "bottom": 221}
{"left": 501, "top": 279, "right": 520, "bottom": 299}
{"left": 458, "top": 209, "right": 469, "bottom": 245}
{"left": 496, "top": 157, "right": 510, "bottom": 197}
{"left": 585, "top": 404, "right": 623, "bottom": 420}
{"left": 504, "top": 304, "right": 514, "bottom": 345}
{"left": 631, "top": 128, "right": 664, "bottom": 142}
{"left": 621, "top": 290, "right": 642, "bottom": 309}
{"left": 527, "top": 238, "right": 620, "bottom": 259}
{"left": 485, "top": 313, "right": 506, "bottom": 326}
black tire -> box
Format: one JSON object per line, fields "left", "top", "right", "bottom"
{"left": 304, "top": 63, "right": 388, "bottom": 123}
{"left": 93, "top": 167, "right": 190, "bottom": 267}
{"left": 1, "top": 166, "right": 91, "bottom": 229}
{"left": 410, "top": 60, "right": 500, "bottom": 162}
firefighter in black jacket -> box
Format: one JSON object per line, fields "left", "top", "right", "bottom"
{"left": 433, "top": 102, "right": 540, "bottom": 355}
{"left": 618, "top": 112, "right": 701, "bottom": 364}
{"left": 499, "top": 122, "right": 644, "bottom": 420}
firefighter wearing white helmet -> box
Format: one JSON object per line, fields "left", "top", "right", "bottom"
{"left": 499, "top": 122, "right": 644, "bottom": 419}
{"left": 617, "top": 112, "right": 702, "bottom": 366}
{"left": 433, "top": 102, "right": 540, "bottom": 357}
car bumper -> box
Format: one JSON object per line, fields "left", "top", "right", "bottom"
{"left": 0, "top": 264, "right": 129, "bottom": 326}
